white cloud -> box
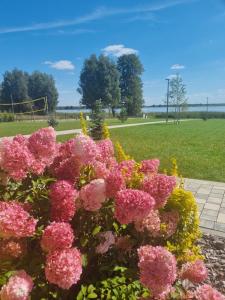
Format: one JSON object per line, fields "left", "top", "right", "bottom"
{"left": 102, "top": 44, "right": 138, "bottom": 57}
{"left": 0, "top": 0, "right": 196, "bottom": 34}
{"left": 44, "top": 60, "right": 75, "bottom": 70}
{"left": 171, "top": 64, "right": 185, "bottom": 70}
{"left": 166, "top": 74, "right": 178, "bottom": 80}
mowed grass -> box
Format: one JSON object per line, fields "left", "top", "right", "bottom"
{"left": 58, "top": 120, "right": 225, "bottom": 182}
{"left": 0, "top": 117, "right": 157, "bottom": 137}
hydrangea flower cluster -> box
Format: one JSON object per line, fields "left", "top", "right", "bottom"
{"left": 138, "top": 245, "right": 177, "bottom": 298}
{"left": 105, "top": 170, "right": 125, "bottom": 198}
{"left": 49, "top": 180, "right": 78, "bottom": 222}
{"left": 140, "top": 159, "right": 160, "bottom": 174}
{"left": 0, "top": 127, "right": 223, "bottom": 299}
{"left": 143, "top": 174, "right": 176, "bottom": 208}
{"left": 79, "top": 179, "right": 106, "bottom": 211}
{"left": 180, "top": 259, "right": 208, "bottom": 283}
{"left": 41, "top": 222, "right": 74, "bottom": 252}
{"left": 0, "top": 239, "right": 27, "bottom": 260}
{"left": 95, "top": 231, "right": 115, "bottom": 254}
{"left": 45, "top": 248, "right": 82, "bottom": 289}
{"left": 195, "top": 284, "right": 225, "bottom": 300}
{"left": 0, "top": 270, "right": 33, "bottom": 300}
{"left": 0, "top": 201, "right": 37, "bottom": 238}
{"left": 115, "top": 189, "right": 155, "bottom": 224}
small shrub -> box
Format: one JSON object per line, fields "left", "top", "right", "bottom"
{"left": 118, "top": 107, "right": 128, "bottom": 123}
{"left": 47, "top": 117, "right": 58, "bottom": 128}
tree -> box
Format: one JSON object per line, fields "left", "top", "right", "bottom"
{"left": 28, "top": 71, "right": 58, "bottom": 113}
{"left": 1, "top": 69, "right": 29, "bottom": 113}
{"left": 97, "top": 55, "right": 120, "bottom": 116}
{"left": 117, "top": 54, "right": 144, "bottom": 116}
{"left": 169, "top": 74, "right": 188, "bottom": 123}
{"left": 78, "top": 54, "right": 120, "bottom": 115}
{"left": 89, "top": 100, "right": 105, "bottom": 140}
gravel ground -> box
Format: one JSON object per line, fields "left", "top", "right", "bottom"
{"left": 199, "top": 234, "right": 225, "bottom": 294}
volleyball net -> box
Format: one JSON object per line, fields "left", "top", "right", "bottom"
{"left": 0, "top": 97, "right": 48, "bottom": 115}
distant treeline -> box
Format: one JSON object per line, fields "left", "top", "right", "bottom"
{"left": 57, "top": 103, "right": 225, "bottom": 110}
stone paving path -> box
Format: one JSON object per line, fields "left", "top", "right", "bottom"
{"left": 183, "top": 178, "right": 225, "bottom": 236}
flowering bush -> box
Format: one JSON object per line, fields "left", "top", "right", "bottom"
{"left": 0, "top": 126, "right": 223, "bottom": 300}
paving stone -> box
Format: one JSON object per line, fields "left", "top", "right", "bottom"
{"left": 197, "top": 188, "right": 211, "bottom": 195}
{"left": 220, "top": 207, "right": 225, "bottom": 214}
{"left": 214, "top": 222, "right": 225, "bottom": 232}
{"left": 217, "top": 213, "right": 225, "bottom": 224}
{"left": 205, "top": 203, "right": 220, "bottom": 211}
{"left": 196, "top": 198, "right": 206, "bottom": 204}
{"left": 202, "top": 209, "right": 218, "bottom": 217}
{"left": 207, "top": 197, "right": 222, "bottom": 204}
{"left": 200, "top": 219, "right": 215, "bottom": 229}
{"left": 199, "top": 184, "right": 213, "bottom": 189}
{"left": 211, "top": 188, "right": 225, "bottom": 195}
{"left": 209, "top": 193, "right": 223, "bottom": 199}
{"left": 213, "top": 185, "right": 225, "bottom": 190}
{"left": 201, "top": 213, "right": 217, "bottom": 221}
{"left": 196, "top": 193, "right": 208, "bottom": 200}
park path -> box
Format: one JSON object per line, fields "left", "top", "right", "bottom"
{"left": 183, "top": 178, "right": 225, "bottom": 237}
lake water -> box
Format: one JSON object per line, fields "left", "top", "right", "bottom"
{"left": 57, "top": 105, "right": 225, "bottom": 114}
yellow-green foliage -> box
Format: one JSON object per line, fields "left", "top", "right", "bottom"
{"left": 165, "top": 188, "right": 203, "bottom": 263}
{"left": 126, "top": 163, "right": 144, "bottom": 189}
{"left": 103, "top": 122, "right": 110, "bottom": 139}
{"left": 79, "top": 112, "right": 88, "bottom": 135}
{"left": 77, "top": 165, "right": 95, "bottom": 189}
{"left": 170, "top": 158, "right": 178, "bottom": 177}
{"left": 115, "top": 141, "right": 132, "bottom": 162}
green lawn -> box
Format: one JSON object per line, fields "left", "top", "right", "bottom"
{"left": 58, "top": 120, "right": 225, "bottom": 182}
{"left": 0, "top": 117, "right": 157, "bottom": 137}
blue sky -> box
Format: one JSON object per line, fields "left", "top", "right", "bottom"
{"left": 0, "top": 0, "right": 225, "bottom": 106}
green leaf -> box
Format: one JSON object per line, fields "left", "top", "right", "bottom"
{"left": 87, "top": 293, "right": 98, "bottom": 298}
{"left": 82, "top": 254, "right": 88, "bottom": 267}
{"left": 81, "top": 285, "right": 87, "bottom": 295}
{"left": 92, "top": 225, "right": 101, "bottom": 236}
{"left": 76, "top": 291, "right": 84, "bottom": 300}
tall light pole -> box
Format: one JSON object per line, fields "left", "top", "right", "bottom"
{"left": 165, "top": 78, "right": 170, "bottom": 123}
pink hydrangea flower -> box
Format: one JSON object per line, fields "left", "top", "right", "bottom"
{"left": 160, "top": 211, "right": 180, "bottom": 238}
{"left": 115, "top": 236, "right": 133, "bottom": 253}
{"left": 106, "top": 157, "right": 118, "bottom": 170}
{"left": 135, "top": 210, "right": 161, "bottom": 237}
{"left": 41, "top": 222, "right": 74, "bottom": 252}
{"left": 0, "top": 239, "right": 27, "bottom": 260}
{"left": 96, "top": 231, "right": 115, "bottom": 254}
{"left": 142, "top": 174, "right": 176, "bottom": 208}
{"left": 45, "top": 248, "right": 82, "bottom": 289}
{"left": 0, "top": 137, "right": 33, "bottom": 181}
{"left": 58, "top": 139, "right": 76, "bottom": 159}
{"left": 50, "top": 180, "right": 78, "bottom": 222}
{"left": 72, "top": 134, "right": 99, "bottom": 164}
{"left": 79, "top": 179, "right": 106, "bottom": 211}
{"left": 195, "top": 284, "right": 225, "bottom": 300}
{"left": 116, "top": 160, "right": 136, "bottom": 179}
{"left": 97, "top": 139, "right": 114, "bottom": 162}
{"left": 138, "top": 245, "right": 177, "bottom": 299}
{"left": 105, "top": 170, "right": 126, "bottom": 198}
{"left": 180, "top": 259, "right": 208, "bottom": 283}
{"left": 115, "top": 189, "right": 155, "bottom": 224}
{"left": 0, "top": 270, "right": 33, "bottom": 300}
{"left": 140, "top": 159, "right": 160, "bottom": 175}
{"left": 91, "top": 161, "right": 110, "bottom": 179}
{"left": 28, "top": 127, "right": 57, "bottom": 173}
{"left": 51, "top": 157, "right": 81, "bottom": 182}
{"left": 0, "top": 201, "right": 37, "bottom": 238}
